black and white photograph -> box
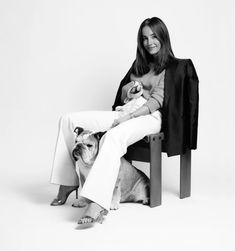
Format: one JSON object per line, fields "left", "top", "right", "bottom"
{"left": 0, "top": 0, "right": 234, "bottom": 250}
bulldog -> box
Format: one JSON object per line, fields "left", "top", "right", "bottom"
{"left": 72, "top": 127, "right": 150, "bottom": 210}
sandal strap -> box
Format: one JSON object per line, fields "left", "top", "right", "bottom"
{"left": 79, "top": 202, "right": 108, "bottom": 223}
{"left": 84, "top": 202, "right": 107, "bottom": 218}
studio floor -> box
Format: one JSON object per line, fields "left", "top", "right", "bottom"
{"left": 1, "top": 157, "right": 234, "bottom": 251}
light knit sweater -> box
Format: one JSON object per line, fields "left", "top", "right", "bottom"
{"left": 121, "top": 69, "right": 165, "bottom": 113}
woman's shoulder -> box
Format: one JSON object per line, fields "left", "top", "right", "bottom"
{"left": 166, "top": 57, "right": 195, "bottom": 71}
{"left": 168, "top": 57, "right": 193, "bottom": 65}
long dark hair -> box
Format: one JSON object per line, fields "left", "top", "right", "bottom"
{"left": 132, "top": 17, "right": 175, "bottom": 76}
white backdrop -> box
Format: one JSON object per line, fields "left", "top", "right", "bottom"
{"left": 1, "top": 0, "right": 234, "bottom": 176}
{"left": 0, "top": 0, "right": 234, "bottom": 250}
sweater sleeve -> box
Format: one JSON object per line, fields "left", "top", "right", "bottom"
{"left": 143, "top": 70, "right": 165, "bottom": 113}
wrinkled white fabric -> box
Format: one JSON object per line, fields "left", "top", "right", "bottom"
{"left": 50, "top": 110, "right": 161, "bottom": 210}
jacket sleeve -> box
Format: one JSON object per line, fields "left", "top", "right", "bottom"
{"left": 112, "top": 63, "right": 134, "bottom": 111}
{"left": 186, "top": 59, "right": 199, "bottom": 149}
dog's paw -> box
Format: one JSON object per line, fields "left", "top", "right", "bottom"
{"left": 142, "top": 198, "right": 150, "bottom": 205}
{"left": 72, "top": 198, "right": 88, "bottom": 208}
{"left": 110, "top": 201, "right": 120, "bottom": 210}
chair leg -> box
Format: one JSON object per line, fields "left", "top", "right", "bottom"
{"left": 149, "top": 135, "right": 162, "bottom": 207}
{"left": 180, "top": 149, "right": 191, "bottom": 199}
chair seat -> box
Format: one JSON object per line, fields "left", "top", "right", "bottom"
{"left": 125, "top": 141, "right": 150, "bottom": 162}
{"left": 125, "top": 133, "right": 164, "bottom": 162}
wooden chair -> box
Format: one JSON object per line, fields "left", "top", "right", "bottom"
{"left": 124, "top": 132, "right": 191, "bottom": 208}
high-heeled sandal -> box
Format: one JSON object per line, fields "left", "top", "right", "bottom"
{"left": 50, "top": 185, "right": 79, "bottom": 206}
{"left": 77, "top": 202, "right": 108, "bottom": 225}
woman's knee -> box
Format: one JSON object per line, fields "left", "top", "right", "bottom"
{"left": 59, "top": 112, "right": 78, "bottom": 126}
{"left": 57, "top": 113, "right": 77, "bottom": 138}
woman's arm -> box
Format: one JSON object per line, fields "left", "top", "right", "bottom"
{"left": 129, "top": 104, "right": 150, "bottom": 118}
{"left": 143, "top": 70, "right": 165, "bottom": 113}
{"left": 112, "top": 71, "right": 165, "bottom": 127}
{"left": 111, "top": 104, "right": 150, "bottom": 128}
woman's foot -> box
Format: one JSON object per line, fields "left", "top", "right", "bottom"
{"left": 72, "top": 196, "right": 90, "bottom": 208}
{"left": 50, "top": 185, "right": 79, "bottom": 206}
{"left": 77, "top": 202, "right": 108, "bottom": 224}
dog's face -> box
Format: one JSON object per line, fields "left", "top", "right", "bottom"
{"left": 72, "top": 127, "right": 105, "bottom": 166}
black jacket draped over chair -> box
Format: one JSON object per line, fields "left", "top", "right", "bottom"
{"left": 112, "top": 58, "right": 199, "bottom": 157}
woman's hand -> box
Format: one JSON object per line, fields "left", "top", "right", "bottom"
{"left": 111, "top": 115, "right": 130, "bottom": 128}
{"left": 127, "top": 82, "right": 143, "bottom": 99}
{"left": 129, "top": 84, "right": 142, "bottom": 94}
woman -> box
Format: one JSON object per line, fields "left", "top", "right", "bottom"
{"left": 50, "top": 17, "right": 199, "bottom": 225}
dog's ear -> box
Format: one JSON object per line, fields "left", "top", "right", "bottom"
{"left": 74, "top": 127, "right": 84, "bottom": 136}
{"left": 94, "top": 131, "right": 106, "bottom": 141}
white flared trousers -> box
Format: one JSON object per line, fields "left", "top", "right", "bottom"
{"left": 50, "top": 110, "right": 162, "bottom": 210}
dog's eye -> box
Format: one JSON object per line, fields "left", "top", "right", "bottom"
{"left": 87, "top": 144, "right": 93, "bottom": 148}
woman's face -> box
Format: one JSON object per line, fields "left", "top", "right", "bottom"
{"left": 142, "top": 26, "right": 161, "bottom": 55}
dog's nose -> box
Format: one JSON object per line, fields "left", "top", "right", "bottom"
{"left": 74, "top": 143, "right": 82, "bottom": 148}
